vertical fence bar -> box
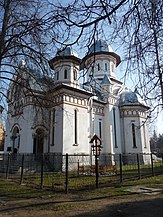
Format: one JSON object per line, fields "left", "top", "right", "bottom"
{"left": 77, "top": 159, "right": 79, "bottom": 176}
{"left": 6, "top": 153, "right": 10, "bottom": 180}
{"left": 137, "top": 153, "right": 141, "bottom": 179}
{"left": 40, "top": 154, "right": 44, "bottom": 189}
{"left": 65, "top": 153, "right": 68, "bottom": 194}
{"left": 119, "top": 154, "right": 123, "bottom": 183}
{"left": 151, "top": 153, "right": 154, "bottom": 176}
{"left": 20, "top": 154, "right": 24, "bottom": 185}
{"left": 95, "top": 155, "right": 99, "bottom": 188}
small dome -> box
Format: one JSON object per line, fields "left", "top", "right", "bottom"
{"left": 88, "top": 39, "right": 113, "bottom": 54}
{"left": 101, "top": 74, "right": 112, "bottom": 85}
{"left": 119, "top": 90, "right": 147, "bottom": 107}
{"left": 56, "top": 46, "right": 78, "bottom": 57}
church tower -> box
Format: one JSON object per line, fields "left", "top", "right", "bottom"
{"left": 82, "top": 39, "right": 121, "bottom": 91}
{"left": 49, "top": 46, "right": 81, "bottom": 88}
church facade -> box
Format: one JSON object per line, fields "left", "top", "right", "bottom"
{"left": 4, "top": 40, "right": 151, "bottom": 160}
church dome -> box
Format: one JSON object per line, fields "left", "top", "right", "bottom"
{"left": 119, "top": 90, "right": 147, "bottom": 107}
{"left": 56, "top": 46, "right": 78, "bottom": 57}
{"left": 81, "top": 39, "right": 121, "bottom": 67}
{"left": 49, "top": 46, "right": 80, "bottom": 70}
{"left": 88, "top": 39, "right": 113, "bottom": 54}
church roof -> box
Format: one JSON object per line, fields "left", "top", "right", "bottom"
{"left": 88, "top": 39, "right": 113, "bottom": 54}
{"left": 49, "top": 46, "right": 81, "bottom": 69}
{"left": 56, "top": 46, "right": 79, "bottom": 57}
{"left": 101, "top": 74, "right": 112, "bottom": 85}
{"left": 119, "top": 90, "right": 149, "bottom": 108}
{"left": 82, "top": 39, "right": 121, "bottom": 67}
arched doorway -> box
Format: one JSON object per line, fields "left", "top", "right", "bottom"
{"left": 33, "top": 128, "right": 44, "bottom": 154}
{"left": 11, "top": 126, "right": 20, "bottom": 153}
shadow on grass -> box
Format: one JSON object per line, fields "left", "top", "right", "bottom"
{"left": 0, "top": 192, "right": 163, "bottom": 217}
{"left": 73, "top": 195, "right": 163, "bottom": 217}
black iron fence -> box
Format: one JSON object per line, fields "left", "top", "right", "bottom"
{"left": 0, "top": 152, "right": 163, "bottom": 193}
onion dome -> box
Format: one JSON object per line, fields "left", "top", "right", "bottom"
{"left": 119, "top": 90, "right": 148, "bottom": 107}
{"left": 88, "top": 39, "right": 113, "bottom": 54}
{"left": 82, "top": 39, "right": 121, "bottom": 67}
{"left": 56, "top": 46, "right": 79, "bottom": 58}
{"left": 49, "top": 46, "right": 81, "bottom": 70}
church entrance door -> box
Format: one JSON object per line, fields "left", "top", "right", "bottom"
{"left": 33, "top": 128, "right": 44, "bottom": 155}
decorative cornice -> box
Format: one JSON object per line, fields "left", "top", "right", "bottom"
{"left": 93, "top": 105, "right": 104, "bottom": 115}
{"left": 120, "top": 109, "right": 147, "bottom": 118}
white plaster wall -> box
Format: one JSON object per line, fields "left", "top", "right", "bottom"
{"left": 62, "top": 103, "right": 89, "bottom": 154}
{"left": 4, "top": 105, "right": 34, "bottom": 153}
{"left": 4, "top": 119, "right": 11, "bottom": 152}
{"left": 86, "top": 55, "right": 117, "bottom": 81}
{"left": 140, "top": 119, "right": 151, "bottom": 154}
{"left": 103, "top": 105, "right": 112, "bottom": 153}
{"left": 50, "top": 105, "right": 63, "bottom": 153}
{"left": 122, "top": 116, "right": 143, "bottom": 153}
{"left": 54, "top": 62, "right": 80, "bottom": 85}
{"left": 112, "top": 106, "right": 122, "bottom": 154}
{"left": 93, "top": 113, "right": 104, "bottom": 152}
{"left": 4, "top": 104, "right": 50, "bottom": 154}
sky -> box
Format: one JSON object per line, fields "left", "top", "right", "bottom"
{"left": 155, "top": 111, "right": 163, "bottom": 135}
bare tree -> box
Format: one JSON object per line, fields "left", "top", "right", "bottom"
{"left": 111, "top": 0, "right": 163, "bottom": 112}
{"left": 0, "top": 0, "right": 62, "bottom": 108}
{"left": 52, "top": 0, "right": 163, "bottom": 121}
{"left": 0, "top": 0, "right": 128, "bottom": 110}
{"left": 1, "top": 0, "right": 162, "bottom": 121}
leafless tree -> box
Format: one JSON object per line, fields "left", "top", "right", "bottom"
{"left": 50, "top": 0, "right": 163, "bottom": 120}
{"left": 1, "top": 0, "right": 162, "bottom": 122}
{"left": 112, "top": 0, "right": 163, "bottom": 111}
{"left": 0, "top": 0, "right": 127, "bottom": 113}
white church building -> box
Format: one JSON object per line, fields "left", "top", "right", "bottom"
{"left": 4, "top": 39, "right": 151, "bottom": 160}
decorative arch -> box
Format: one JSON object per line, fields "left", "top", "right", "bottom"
{"left": 10, "top": 123, "right": 21, "bottom": 132}
{"left": 32, "top": 126, "right": 47, "bottom": 154}
{"left": 10, "top": 124, "right": 21, "bottom": 153}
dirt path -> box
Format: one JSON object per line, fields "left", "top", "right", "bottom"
{"left": 0, "top": 193, "right": 163, "bottom": 217}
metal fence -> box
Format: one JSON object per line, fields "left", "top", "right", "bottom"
{"left": 0, "top": 152, "right": 163, "bottom": 193}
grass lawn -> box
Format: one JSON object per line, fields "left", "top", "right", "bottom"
{"left": 0, "top": 175, "right": 163, "bottom": 217}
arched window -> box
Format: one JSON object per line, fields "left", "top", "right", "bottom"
{"left": 74, "top": 109, "right": 78, "bottom": 145}
{"left": 98, "top": 119, "right": 102, "bottom": 143}
{"left": 56, "top": 71, "right": 59, "bottom": 80}
{"left": 132, "top": 123, "right": 137, "bottom": 148}
{"left": 111, "top": 64, "right": 114, "bottom": 72}
{"left": 51, "top": 109, "right": 55, "bottom": 146}
{"left": 142, "top": 121, "right": 147, "bottom": 148}
{"left": 73, "top": 70, "right": 77, "bottom": 80}
{"left": 64, "top": 69, "right": 68, "bottom": 79}
{"left": 113, "top": 107, "right": 118, "bottom": 148}
{"left": 97, "top": 63, "right": 100, "bottom": 71}
{"left": 105, "top": 63, "right": 107, "bottom": 71}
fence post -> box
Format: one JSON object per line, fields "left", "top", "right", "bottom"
{"left": 40, "top": 154, "right": 44, "bottom": 189}
{"left": 77, "top": 159, "right": 79, "bottom": 176}
{"left": 137, "top": 153, "right": 141, "bottom": 179}
{"left": 151, "top": 153, "right": 154, "bottom": 176}
{"left": 6, "top": 153, "right": 10, "bottom": 180}
{"left": 20, "top": 154, "right": 24, "bottom": 185}
{"left": 95, "top": 155, "right": 99, "bottom": 188}
{"left": 65, "top": 153, "right": 69, "bottom": 194}
{"left": 119, "top": 154, "right": 123, "bottom": 183}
